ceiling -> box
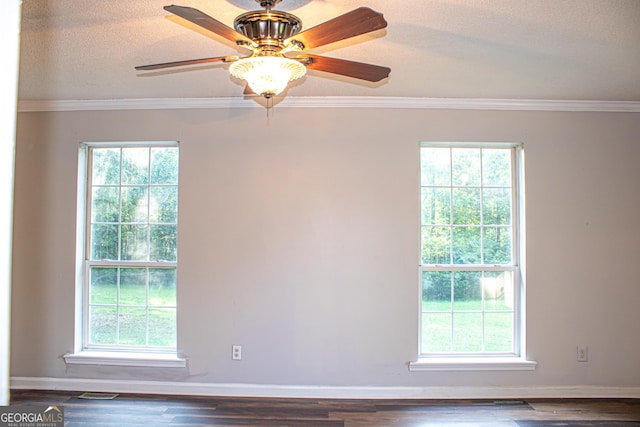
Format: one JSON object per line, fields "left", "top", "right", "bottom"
{"left": 17, "top": 0, "right": 640, "bottom": 102}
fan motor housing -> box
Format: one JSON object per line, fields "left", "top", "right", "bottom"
{"left": 234, "top": 10, "right": 302, "bottom": 50}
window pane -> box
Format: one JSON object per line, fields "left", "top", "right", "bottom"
{"left": 422, "top": 226, "right": 450, "bottom": 264}
{"left": 148, "top": 308, "right": 176, "bottom": 347}
{"left": 452, "top": 148, "right": 480, "bottom": 186}
{"left": 421, "top": 187, "right": 450, "bottom": 225}
{"left": 422, "top": 313, "right": 451, "bottom": 353}
{"left": 121, "top": 224, "right": 149, "bottom": 261}
{"left": 92, "top": 148, "right": 120, "bottom": 186}
{"left": 453, "top": 313, "right": 482, "bottom": 352}
{"left": 122, "top": 147, "right": 149, "bottom": 185}
{"left": 452, "top": 188, "right": 481, "bottom": 225}
{"left": 119, "top": 268, "right": 147, "bottom": 305}
{"left": 420, "top": 147, "right": 450, "bottom": 186}
{"left": 150, "top": 225, "right": 177, "bottom": 261}
{"left": 91, "top": 224, "right": 118, "bottom": 260}
{"left": 150, "top": 186, "right": 178, "bottom": 223}
{"left": 121, "top": 186, "right": 148, "bottom": 223}
{"left": 482, "top": 149, "right": 511, "bottom": 187}
{"left": 118, "top": 307, "right": 147, "bottom": 345}
{"left": 483, "top": 271, "right": 514, "bottom": 311}
{"left": 484, "top": 313, "right": 513, "bottom": 352}
{"left": 89, "top": 306, "right": 117, "bottom": 345}
{"left": 483, "top": 226, "right": 512, "bottom": 264}
{"left": 91, "top": 186, "right": 119, "bottom": 223}
{"left": 422, "top": 271, "right": 451, "bottom": 311}
{"left": 453, "top": 271, "right": 481, "bottom": 310}
{"left": 149, "top": 269, "right": 177, "bottom": 307}
{"left": 151, "top": 147, "right": 179, "bottom": 185}
{"left": 90, "top": 267, "right": 117, "bottom": 305}
{"left": 452, "top": 226, "right": 481, "bottom": 264}
{"left": 483, "top": 188, "right": 511, "bottom": 225}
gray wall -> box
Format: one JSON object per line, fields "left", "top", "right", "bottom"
{"left": 10, "top": 106, "right": 640, "bottom": 389}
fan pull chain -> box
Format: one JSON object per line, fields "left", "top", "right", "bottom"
{"left": 266, "top": 96, "right": 274, "bottom": 124}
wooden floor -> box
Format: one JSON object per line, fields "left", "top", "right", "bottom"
{"left": 9, "top": 390, "right": 640, "bottom": 426}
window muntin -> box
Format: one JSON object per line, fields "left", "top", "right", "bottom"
{"left": 84, "top": 144, "right": 178, "bottom": 351}
{"left": 420, "top": 145, "right": 521, "bottom": 356}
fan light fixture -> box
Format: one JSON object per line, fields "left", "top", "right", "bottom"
{"left": 229, "top": 56, "right": 306, "bottom": 98}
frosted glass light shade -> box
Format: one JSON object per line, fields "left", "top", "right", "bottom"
{"left": 229, "top": 56, "right": 306, "bottom": 97}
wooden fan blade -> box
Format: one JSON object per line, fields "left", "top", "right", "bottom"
{"left": 164, "top": 5, "right": 254, "bottom": 46}
{"left": 286, "top": 7, "right": 387, "bottom": 50}
{"left": 298, "top": 54, "right": 390, "bottom": 82}
{"left": 243, "top": 84, "right": 255, "bottom": 95}
{"left": 135, "top": 56, "right": 233, "bottom": 71}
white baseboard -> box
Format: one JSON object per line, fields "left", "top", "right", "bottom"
{"left": 10, "top": 377, "right": 640, "bottom": 399}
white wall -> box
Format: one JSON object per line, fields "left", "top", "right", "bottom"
{"left": 0, "top": 0, "right": 21, "bottom": 406}
{"left": 10, "top": 106, "right": 640, "bottom": 394}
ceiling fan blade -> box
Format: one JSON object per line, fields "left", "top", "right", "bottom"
{"left": 298, "top": 54, "right": 390, "bottom": 82}
{"left": 243, "top": 84, "right": 255, "bottom": 95}
{"left": 164, "top": 5, "right": 254, "bottom": 46}
{"left": 135, "top": 56, "right": 235, "bottom": 71}
{"left": 286, "top": 7, "right": 387, "bottom": 50}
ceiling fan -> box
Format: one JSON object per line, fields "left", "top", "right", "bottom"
{"left": 135, "top": 0, "right": 390, "bottom": 99}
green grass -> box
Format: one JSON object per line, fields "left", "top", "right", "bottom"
{"left": 89, "top": 283, "right": 176, "bottom": 347}
{"left": 422, "top": 299, "right": 513, "bottom": 353}
{"left": 90, "top": 282, "right": 176, "bottom": 306}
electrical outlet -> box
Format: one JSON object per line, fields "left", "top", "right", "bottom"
{"left": 577, "top": 345, "right": 588, "bottom": 362}
{"left": 232, "top": 345, "right": 242, "bottom": 361}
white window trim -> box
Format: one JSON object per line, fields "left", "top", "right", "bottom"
{"left": 409, "top": 357, "right": 536, "bottom": 371}
{"left": 70, "top": 142, "right": 183, "bottom": 366}
{"left": 63, "top": 351, "right": 186, "bottom": 368}
{"left": 412, "top": 142, "right": 535, "bottom": 370}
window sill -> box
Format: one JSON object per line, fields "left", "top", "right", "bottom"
{"left": 64, "top": 351, "right": 187, "bottom": 368}
{"left": 409, "top": 357, "right": 537, "bottom": 372}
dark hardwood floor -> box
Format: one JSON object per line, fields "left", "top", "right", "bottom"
{"left": 9, "top": 389, "right": 640, "bottom": 426}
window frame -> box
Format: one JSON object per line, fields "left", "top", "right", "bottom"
{"left": 72, "top": 141, "right": 181, "bottom": 359}
{"left": 411, "top": 142, "right": 535, "bottom": 371}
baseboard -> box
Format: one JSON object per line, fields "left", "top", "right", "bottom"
{"left": 10, "top": 377, "right": 640, "bottom": 399}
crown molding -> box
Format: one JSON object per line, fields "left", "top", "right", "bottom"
{"left": 17, "top": 96, "right": 640, "bottom": 113}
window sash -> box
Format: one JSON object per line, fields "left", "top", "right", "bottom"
{"left": 85, "top": 145, "right": 179, "bottom": 263}
{"left": 83, "top": 260, "right": 177, "bottom": 352}
{"left": 419, "top": 265, "right": 521, "bottom": 356}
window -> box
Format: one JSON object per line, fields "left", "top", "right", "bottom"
{"left": 79, "top": 143, "right": 179, "bottom": 353}
{"left": 419, "top": 144, "right": 524, "bottom": 358}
